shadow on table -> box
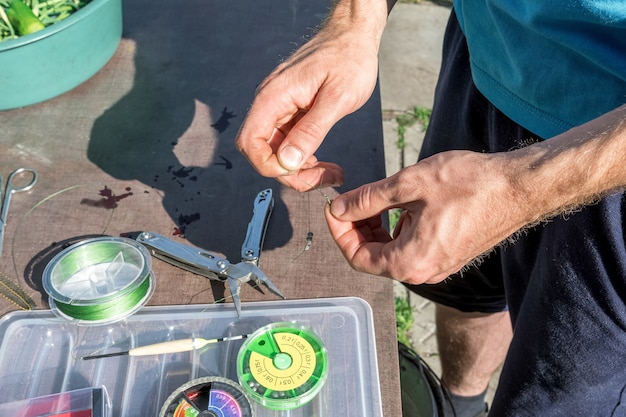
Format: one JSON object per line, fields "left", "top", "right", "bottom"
{"left": 85, "top": 0, "right": 317, "bottom": 260}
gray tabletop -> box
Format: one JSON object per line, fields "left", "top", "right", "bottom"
{"left": 0, "top": 0, "right": 400, "bottom": 415}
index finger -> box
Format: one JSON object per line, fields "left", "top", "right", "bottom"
{"left": 324, "top": 203, "right": 394, "bottom": 277}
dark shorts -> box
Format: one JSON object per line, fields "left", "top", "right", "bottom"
{"left": 408, "top": 10, "right": 626, "bottom": 416}
{"left": 405, "top": 9, "right": 542, "bottom": 314}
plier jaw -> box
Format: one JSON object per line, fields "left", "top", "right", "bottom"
{"left": 225, "top": 261, "right": 285, "bottom": 317}
{"left": 135, "top": 189, "right": 284, "bottom": 316}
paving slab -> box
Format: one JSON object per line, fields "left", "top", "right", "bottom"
{"left": 380, "top": 2, "right": 449, "bottom": 181}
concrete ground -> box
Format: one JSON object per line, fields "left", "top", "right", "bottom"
{"left": 378, "top": 1, "right": 501, "bottom": 408}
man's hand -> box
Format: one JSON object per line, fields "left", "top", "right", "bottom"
{"left": 235, "top": 1, "right": 388, "bottom": 191}
{"left": 325, "top": 103, "right": 626, "bottom": 284}
{"left": 324, "top": 150, "right": 530, "bottom": 284}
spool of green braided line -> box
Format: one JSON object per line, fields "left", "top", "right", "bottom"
{"left": 42, "top": 236, "right": 154, "bottom": 326}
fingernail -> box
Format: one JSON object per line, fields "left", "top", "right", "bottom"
{"left": 330, "top": 196, "right": 346, "bottom": 216}
{"left": 279, "top": 145, "right": 304, "bottom": 170}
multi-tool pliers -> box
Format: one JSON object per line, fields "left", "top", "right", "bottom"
{"left": 136, "top": 189, "right": 285, "bottom": 317}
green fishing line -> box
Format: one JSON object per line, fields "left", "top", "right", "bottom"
{"left": 43, "top": 237, "right": 153, "bottom": 324}
{"left": 53, "top": 273, "right": 152, "bottom": 321}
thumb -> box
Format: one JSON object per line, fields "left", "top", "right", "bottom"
{"left": 330, "top": 177, "right": 399, "bottom": 221}
{"left": 277, "top": 90, "right": 351, "bottom": 172}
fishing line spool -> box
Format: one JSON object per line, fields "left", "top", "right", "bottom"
{"left": 236, "top": 322, "right": 329, "bottom": 410}
{"left": 42, "top": 236, "right": 154, "bottom": 326}
{"left": 159, "top": 376, "right": 254, "bottom": 417}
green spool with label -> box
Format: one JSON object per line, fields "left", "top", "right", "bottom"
{"left": 236, "top": 322, "right": 329, "bottom": 411}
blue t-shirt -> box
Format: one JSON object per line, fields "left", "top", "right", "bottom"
{"left": 454, "top": 0, "right": 626, "bottom": 138}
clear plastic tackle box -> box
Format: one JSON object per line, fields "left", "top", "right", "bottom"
{"left": 0, "top": 297, "right": 383, "bottom": 417}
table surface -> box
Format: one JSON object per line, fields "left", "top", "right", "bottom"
{"left": 0, "top": 0, "right": 400, "bottom": 415}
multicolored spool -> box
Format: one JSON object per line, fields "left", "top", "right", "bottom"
{"left": 42, "top": 236, "right": 154, "bottom": 326}
{"left": 159, "top": 377, "right": 254, "bottom": 417}
{"left": 236, "top": 322, "right": 329, "bottom": 411}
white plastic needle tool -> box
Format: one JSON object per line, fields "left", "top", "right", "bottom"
{"left": 82, "top": 334, "right": 249, "bottom": 360}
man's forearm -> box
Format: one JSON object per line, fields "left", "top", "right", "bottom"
{"left": 504, "top": 104, "right": 626, "bottom": 227}
{"left": 326, "top": 0, "right": 395, "bottom": 44}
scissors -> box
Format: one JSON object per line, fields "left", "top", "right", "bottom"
{"left": 136, "top": 188, "right": 285, "bottom": 317}
{"left": 0, "top": 168, "right": 38, "bottom": 258}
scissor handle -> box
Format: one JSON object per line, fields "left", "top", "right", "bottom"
{"left": 6, "top": 168, "right": 37, "bottom": 193}
{"left": 0, "top": 168, "right": 38, "bottom": 226}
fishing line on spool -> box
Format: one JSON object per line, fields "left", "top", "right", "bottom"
{"left": 42, "top": 236, "right": 155, "bottom": 325}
